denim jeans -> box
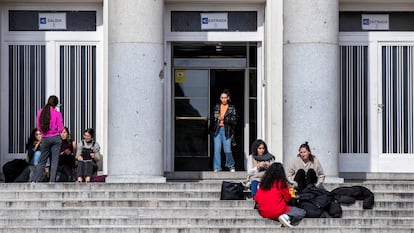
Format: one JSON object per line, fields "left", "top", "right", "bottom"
{"left": 213, "top": 126, "right": 235, "bottom": 170}
{"left": 250, "top": 180, "right": 259, "bottom": 196}
{"left": 32, "top": 135, "right": 62, "bottom": 182}
{"left": 286, "top": 206, "right": 306, "bottom": 225}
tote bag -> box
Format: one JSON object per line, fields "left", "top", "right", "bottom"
{"left": 220, "top": 181, "right": 245, "bottom": 200}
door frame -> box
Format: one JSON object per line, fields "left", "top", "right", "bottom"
{"left": 163, "top": 3, "right": 265, "bottom": 172}
{"left": 0, "top": 2, "right": 104, "bottom": 170}
{"left": 165, "top": 43, "right": 262, "bottom": 172}
{"left": 339, "top": 31, "right": 414, "bottom": 173}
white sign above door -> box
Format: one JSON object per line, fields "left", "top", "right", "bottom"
{"left": 361, "top": 14, "right": 389, "bottom": 30}
{"left": 39, "top": 13, "right": 67, "bottom": 30}
{"left": 201, "top": 13, "right": 228, "bottom": 30}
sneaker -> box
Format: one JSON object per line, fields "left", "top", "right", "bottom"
{"left": 229, "top": 167, "right": 235, "bottom": 172}
{"left": 278, "top": 214, "right": 293, "bottom": 228}
{"left": 213, "top": 169, "right": 219, "bottom": 172}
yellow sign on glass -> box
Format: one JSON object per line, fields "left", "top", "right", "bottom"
{"left": 175, "top": 70, "right": 186, "bottom": 83}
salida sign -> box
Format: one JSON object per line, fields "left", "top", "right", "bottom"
{"left": 39, "top": 13, "right": 67, "bottom": 30}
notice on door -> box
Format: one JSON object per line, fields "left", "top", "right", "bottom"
{"left": 39, "top": 13, "right": 67, "bottom": 30}
{"left": 175, "top": 70, "right": 186, "bottom": 83}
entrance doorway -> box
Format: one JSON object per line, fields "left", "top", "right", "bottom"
{"left": 0, "top": 5, "right": 103, "bottom": 166}
{"left": 172, "top": 42, "right": 257, "bottom": 171}
{"left": 339, "top": 32, "right": 414, "bottom": 173}
{"left": 210, "top": 70, "right": 244, "bottom": 171}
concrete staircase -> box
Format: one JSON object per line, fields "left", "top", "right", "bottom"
{"left": 0, "top": 172, "right": 413, "bottom": 233}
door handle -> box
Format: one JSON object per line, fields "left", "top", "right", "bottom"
{"left": 378, "top": 104, "right": 384, "bottom": 113}
{"left": 175, "top": 116, "right": 208, "bottom": 120}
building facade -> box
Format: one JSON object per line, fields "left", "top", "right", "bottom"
{"left": 0, "top": 0, "right": 413, "bottom": 182}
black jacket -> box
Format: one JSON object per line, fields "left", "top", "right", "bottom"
{"left": 298, "top": 185, "right": 342, "bottom": 218}
{"left": 211, "top": 103, "right": 237, "bottom": 138}
{"left": 331, "top": 185, "right": 375, "bottom": 209}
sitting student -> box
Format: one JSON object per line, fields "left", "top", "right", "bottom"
{"left": 286, "top": 141, "right": 325, "bottom": 193}
{"left": 243, "top": 139, "right": 275, "bottom": 197}
{"left": 15, "top": 128, "right": 50, "bottom": 182}
{"left": 254, "top": 162, "right": 306, "bottom": 228}
{"left": 56, "top": 127, "right": 77, "bottom": 182}
{"left": 76, "top": 128, "right": 100, "bottom": 183}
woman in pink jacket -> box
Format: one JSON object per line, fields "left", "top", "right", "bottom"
{"left": 32, "top": 95, "right": 64, "bottom": 182}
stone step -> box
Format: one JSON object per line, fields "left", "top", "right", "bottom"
{"left": 0, "top": 216, "right": 412, "bottom": 227}
{"left": 0, "top": 189, "right": 412, "bottom": 200}
{"left": 1, "top": 225, "right": 414, "bottom": 233}
{"left": 0, "top": 180, "right": 412, "bottom": 233}
{"left": 0, "top": 198, "right": 413, "bottom": 209}
{"left": 1, "top": 181, "right": 414, "bottom": 191}
{"left": 0, "top": 207, "right": 412, "bottom": 218}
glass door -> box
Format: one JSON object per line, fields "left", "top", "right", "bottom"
{"left": 173, "top": 68, "right": 246, "bottom": 171}
{"left": 174, "top": 69, "right": 210, "bottom": 170}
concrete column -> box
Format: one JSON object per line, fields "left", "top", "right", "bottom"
{"left": 283, "top": 0, "right": 342, "bottom": 182}
{"left": 264, "top": 0, "right": 284, "bottom": 163}
{"left": 106, "top": 0, "right": 165, "bottom": 183}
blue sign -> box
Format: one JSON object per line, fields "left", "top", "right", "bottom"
{"left": 39, "top": 17, "right": 47, "bottom": 24}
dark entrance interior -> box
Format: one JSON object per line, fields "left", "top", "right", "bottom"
{"left": 173, "top": 42, "right": 257, "bottom": 171}
{"left": 210, "top": 70, "right": 244, "bottom": 171}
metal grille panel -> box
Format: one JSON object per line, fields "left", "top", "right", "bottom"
{"left": 382, "top": 45, "right": 414, "bottom": 153}
{"left": 60, "top": 45, "right": 96, "bottom": 142}
{"left": 8, "top": 45, "right": 46, "bottom": 153}
{"left": 340, "top": 45, "right": 368, "bottom": 153}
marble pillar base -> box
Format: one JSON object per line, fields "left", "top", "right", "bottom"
{"left": 106, "top": 175, "right": 166, "bottom": 183}
{"left": 325, "top": 176, "right": 344, "bottom": 184}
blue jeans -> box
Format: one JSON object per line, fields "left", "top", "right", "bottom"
{"left": 250, "top": 180, "right": 259, "bottom": 197}
{"left": 32, "top": 135, "right": 62, "bottom": 182}
{"left": 31, "top": 151, "right": 50, "bottom": 167}
{"left": 286, "top": 206, "right": 306, "bottom": 225}
{"left": 213, "top": 126, "right": 235, "bottom": 170}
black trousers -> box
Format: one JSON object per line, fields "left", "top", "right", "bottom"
{"left": 76, "top": 160, "right": 94, "bottom": 179}
{"left": 294, "top": 168, "right": 317, "bottom": 193}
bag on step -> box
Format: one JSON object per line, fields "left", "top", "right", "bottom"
{"left": 2, "top": 159, "right": 28, "bottom": 182}
{"left": 220, "top": 181, "right": 245, "bottom": 200}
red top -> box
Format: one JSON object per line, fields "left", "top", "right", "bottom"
{"left": 254, "top": 180, "right": 291, "bottom": 220}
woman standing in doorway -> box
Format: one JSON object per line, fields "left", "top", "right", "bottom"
{"left": 211, "top": 89, "right": 237, "bottom": 172}
{"left": 32, "top": 95, "right": 64, "bottom": 183}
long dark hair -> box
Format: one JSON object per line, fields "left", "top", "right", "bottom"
{"left": 260, "top": 163, "right": 288, "bottom": 190}
{"left": 26, "top": 128, "right": 40, "bottom": 150}
{"left": 250, "top": 139, "right": 269, "bottom": 156}
{"left": 39, "top": 95, "right": 59, "bottom": 133}
{"left": 61, "top": 127, "right": 72, "bottom": 141}
{"left": 298, "top": 141, "right": 315, "bottom": 162}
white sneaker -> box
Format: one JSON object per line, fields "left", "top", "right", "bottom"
{"left": 278, "top": 214, "right": 293, "bottom": 228}
{"left": 229, "top": 168, "right": 235, "bottom": 172}
{"left": 213, "top": 169, "right": 219, "bottom": 172}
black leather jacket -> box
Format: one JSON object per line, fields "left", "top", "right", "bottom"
{"left": 211, "top": 103, "right": 237, "bottom": 138}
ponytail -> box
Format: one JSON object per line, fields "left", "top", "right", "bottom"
{"left": 39, "top": 95, "right": 59, "bottom": 133}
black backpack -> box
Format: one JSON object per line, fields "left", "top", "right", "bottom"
{"left": 81, "top": 141, "right": 96, "bottom": 160}
{"left": 2, "top": 159, "right": 28, "bottom": 182}
{"left": 81, "top": 141, "right": 98, "bottom": 173}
